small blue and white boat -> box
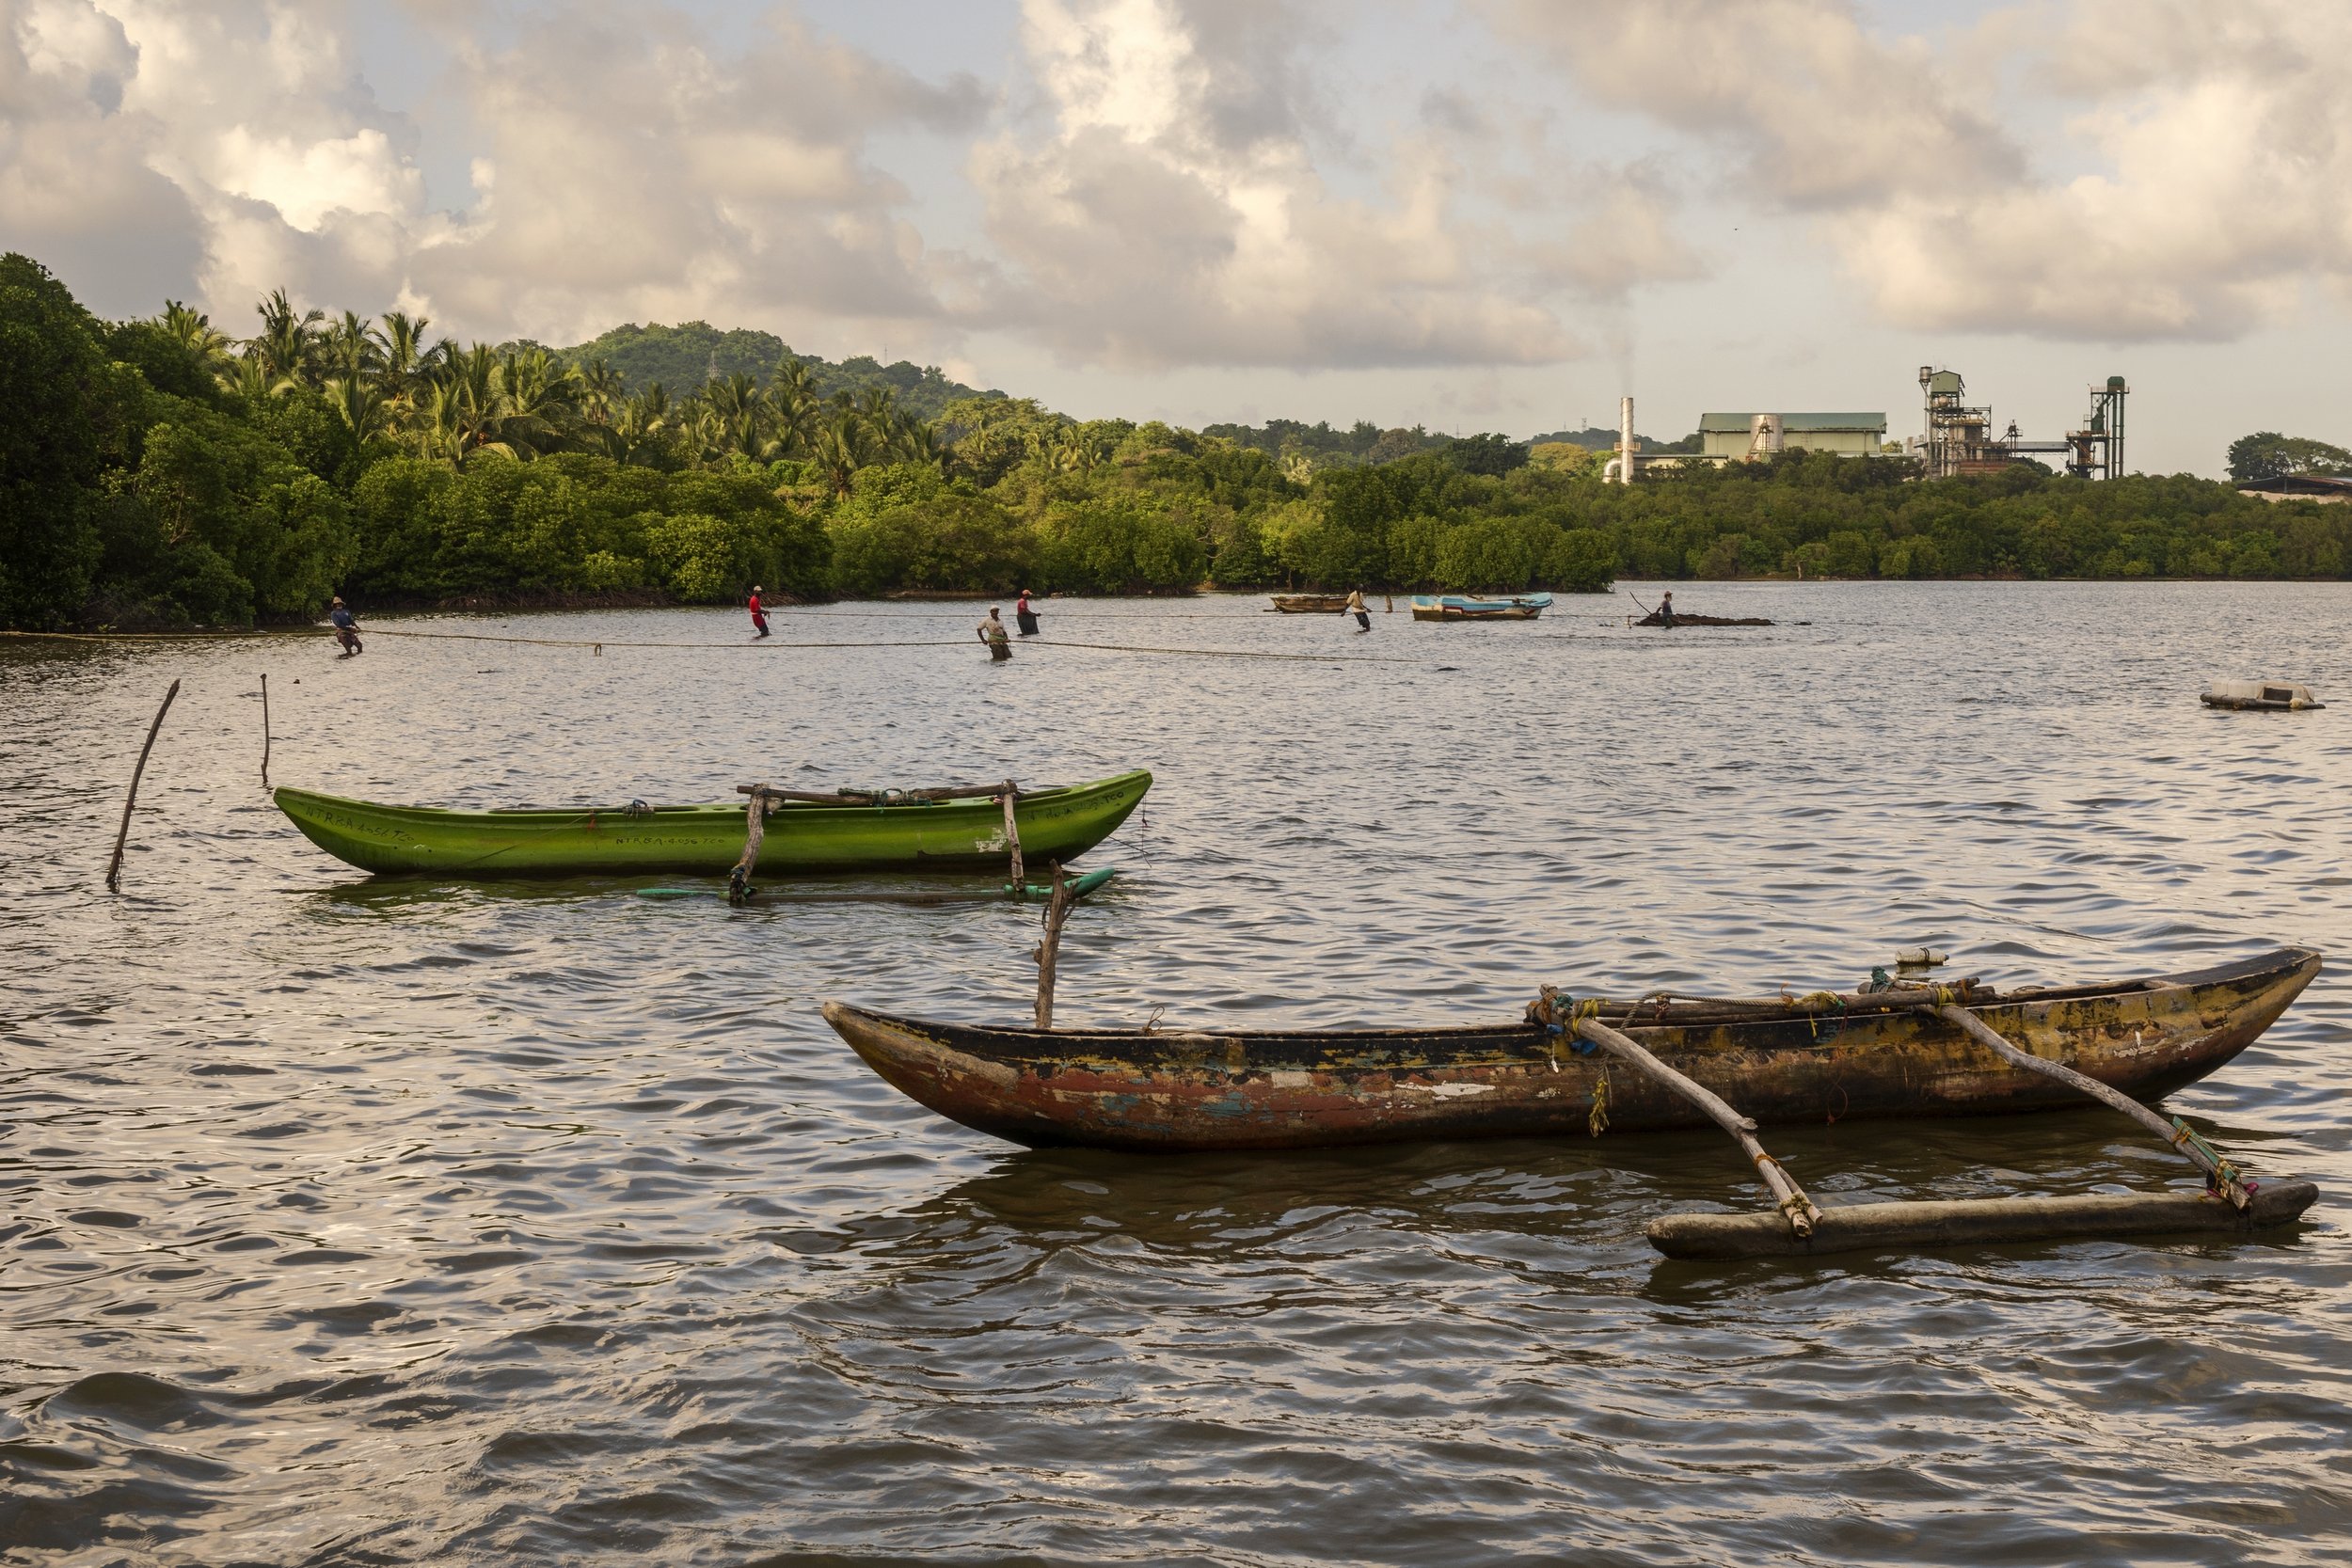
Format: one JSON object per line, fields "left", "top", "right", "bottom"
{"left": 1409, "top": 593, "right": 1552, "bottom": 622}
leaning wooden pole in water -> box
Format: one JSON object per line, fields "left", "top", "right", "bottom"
{"left": 1927, "top": 1002, "right": 2254, "bottom": 1209}
{"left": 260, "top": 673, "right": 270, "bottom": 787}
{"left": 106, "top": 678, "right": 181, "bottom": 891}
{"left": 1571, "top": 1014, "right": 1822, "bottom": 1237}
{"left": 1033, "top": 862, "right": 1072, "bottom": 1030}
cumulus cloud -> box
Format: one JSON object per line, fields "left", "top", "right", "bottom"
{"left": 969, "top": 0, "right": 1656, "bottom": 369}
{"left": 0, "top": 0, "right": 206, "bottom": 311}
{"left": 1490, "top": 0, "right": 2352, "bottom": 341}
{"left": 0, "top": 0, "right": 986, "bottom": 348}
{"left": 402, "top": 7, "right": 988, "bottom": 345}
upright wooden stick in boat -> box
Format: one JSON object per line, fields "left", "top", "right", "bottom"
{"left": 1571, "top": 1014, "right": 1823, "bottom": 1237}
{"left": 999, "top": 781, "right": 1024, "bottom": 889}
{"left": 1927, "top": 1002, "right": 2255, "bottom": 1209}
{"left": 260, "top": 673, "right": 270, "bottom": 787}
{"left": 1033, "top": 862, "right": 1072, "bottom": 1030}
{"left": 107, "top": 678, "right": 180, "bottom": 891}
{"left": 729, "top": 783, "right": 769, "bottom": 905}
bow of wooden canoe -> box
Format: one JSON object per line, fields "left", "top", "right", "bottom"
{"left": 820, "top": 947, "right": 2320, "bottom": 1152}
{"left": 274, "top": 769, "right": 1152, "bottom": 877}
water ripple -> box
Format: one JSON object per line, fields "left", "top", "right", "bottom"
{"left": 4, "top": 583, "right": 2352, "bottom": 1564}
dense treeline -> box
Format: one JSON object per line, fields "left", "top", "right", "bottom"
{"left": 6, "top": 251, "right": 2350, "bottom": 632}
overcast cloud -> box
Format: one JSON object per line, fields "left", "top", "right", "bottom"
{"left": 3, "top": 0, "right": 2347, "bottom": 467}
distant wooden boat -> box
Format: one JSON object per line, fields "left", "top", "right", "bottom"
{"left": 1269, "top": 594, "right": 1350, "bottom": 613}
{"left": 1636, "top": 610, "right": 1773, "bottom": 626}
{"left": 1410, "top": 594, "right": 1552, "bottom": 622}
{"left": 274, "top": 770, "right": 1152, "bottom": 877}
{"left": 821, "top": 947, "right": 2319, "bottom": 1151}
{"left": 2201, "top": 679, "right": 2323, "bottom": 711}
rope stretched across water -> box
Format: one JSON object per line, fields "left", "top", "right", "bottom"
{"left": 5, "top": 626, "right": 1424, "bottom": 665}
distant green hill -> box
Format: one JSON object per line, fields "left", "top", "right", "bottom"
{"left": 555, "top": 320, "right": 1007, "bottom": 420}
{"left": 1526, "top": 425, "right": 1697, "bottom": 452}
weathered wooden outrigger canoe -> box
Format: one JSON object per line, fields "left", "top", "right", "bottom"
{"left": 821, "top": 947, "right": 2319, "bottom": 1152}
{"left": 274, "top": 769, "right": 1152, "bottom": 877}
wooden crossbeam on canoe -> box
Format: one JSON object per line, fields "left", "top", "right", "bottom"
{"left": 736, "top": 782, "right": 1040, "bottom": 807}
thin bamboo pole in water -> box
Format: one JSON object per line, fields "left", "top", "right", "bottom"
{"left": 107, "top": 679, "right": 180, "bottom": 891}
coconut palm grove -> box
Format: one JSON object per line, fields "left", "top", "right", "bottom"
{"left": 4, "top": 251, "right": 2350, "bottom": 631}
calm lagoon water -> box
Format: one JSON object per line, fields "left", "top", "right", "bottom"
{"left": 4, "top": 581, "right": 2350, "bottom": 1565}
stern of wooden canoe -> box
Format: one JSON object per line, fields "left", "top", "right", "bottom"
{"left": 273, "top": 786, "right": 747, "bottom": 876}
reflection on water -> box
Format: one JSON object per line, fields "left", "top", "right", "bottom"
{"left": 5, "top": 583, "right": 2351, "bottom": 1564}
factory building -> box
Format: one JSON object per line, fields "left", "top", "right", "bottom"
{"left": 1696, "top": 412, "right": 1888, "bottom": 460}
{"left": 2236, "top": 475, "right": 2352, "bottom": 504}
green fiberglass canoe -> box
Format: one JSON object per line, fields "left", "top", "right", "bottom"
{"left": 273, "top": 771, "right": 1152, "bottom": 878}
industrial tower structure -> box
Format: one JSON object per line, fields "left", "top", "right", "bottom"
{"left": 1918, "top": 368, "right": 2128, "bottom": 480}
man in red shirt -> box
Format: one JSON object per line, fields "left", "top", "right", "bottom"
{"left": 748, "top": 585, "right": 770, "bottom": 639}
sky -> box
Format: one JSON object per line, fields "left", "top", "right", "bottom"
{"left": 4, "top": 0, "right": 2348, "bottom": 475}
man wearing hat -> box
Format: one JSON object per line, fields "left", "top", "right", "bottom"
{"left": 329, "top": 596, "right": 363, "bottom": 657}
{"left": 748, "top": 585, "right": 770, "bottom": 639}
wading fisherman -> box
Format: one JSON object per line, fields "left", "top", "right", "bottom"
{"left": 748, "top": 584, "right": 771, "bottom": 639}
{"left": 977, "top": 607, "right": 1012, "bottom": 661}
{"left": 1015, "top": 589, "right": 1041, "bottom": 638}
{"left": 329, "top": 596, "right": 363, "bottom": 657}
{"left": 1658, "top": 591, "right": 1677, "bottom": 627}
{"left": 1345, "top": 587, "right": 1371, "bottom": 632}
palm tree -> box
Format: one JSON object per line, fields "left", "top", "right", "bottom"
{"left": 476, "top": 346, "right": 580, "bottom": 460}
{"left": 322, "top": 310, "right": 385, "bottom": 384}
{"left": 379, "top": 311, "right": 432, "bottom": 395}
{"left": 886, "top": 413, "right": 949, "bottom": 472}
{"left": 769, "top": 358, "right": 820, "bottom": 458}
{"left": 704, "top": 372, "right": 776, "bottom": 461}
{"left": 250, "top": 289, "right": 323, "bottom": 385}
{"left": 811, "top": 409, "right": 879, "bottom": 498}
{"left": 158, "top": 301, "right": 234, "bottom": 373}
{"left": 215, "top": 353, "right": 287, "bottom": 403}
{"left": 608, "top": 384, "right": 673, "bottom": 466}
{"left": 409, "top": 380, "right": 468, "bottom": 462}
{"left": 579, "top": 357, "right": 625, "bottom": 425}
{"left": 323, "top": 375, "right": 389, "bottom": 443}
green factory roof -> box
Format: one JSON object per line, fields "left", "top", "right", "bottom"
{"left": 1697, "top": 411, "right": 1888, "bottom": 434}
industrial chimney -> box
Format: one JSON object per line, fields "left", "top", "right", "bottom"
{"left": 1618, "top": 397, "right": 1635, "bottom": 486}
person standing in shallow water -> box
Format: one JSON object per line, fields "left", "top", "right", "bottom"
{"left": 1659, "top": 591, "right": 1676, "bottom": 627}
{"left": 1344, "top": 587, "right": 1370, "bottom": 632}
{"left": 1015, "top": 589, "right": 1041, "bottom": 637}
{"left": 977, "top": 607, "right": 1012, "bottom": 661}
{"left": 747, "top": 585, "right": 770, "bottom": 639}
{"left": 329, "top": 596, "right": 363, "bottom": 657}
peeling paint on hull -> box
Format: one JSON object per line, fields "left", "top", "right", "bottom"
{"left": 821, "top": 948, "right": 2320, "bottom": 1152}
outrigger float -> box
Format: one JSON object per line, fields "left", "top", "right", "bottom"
{"left": 823, "top": 946, "right": 2322, "bottom": 1259}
